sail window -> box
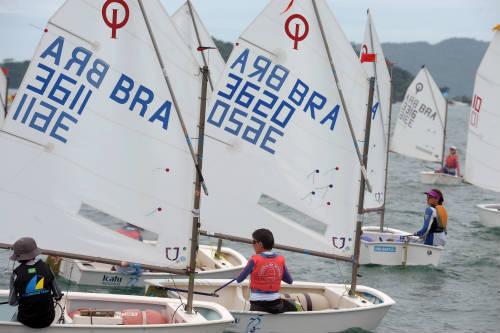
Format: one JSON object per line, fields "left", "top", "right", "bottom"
{"left": 78, "top": 203, "right": 158, "bottom": 242}
{"left": 258, "top": 194, "right": 328, "bottom": 235}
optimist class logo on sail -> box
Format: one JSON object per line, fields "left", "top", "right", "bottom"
{"left": 207, "top": 47, "right": 342, "bottom": 155}
{"left": 11, "top": 35, "right": 173, "bottom": 144}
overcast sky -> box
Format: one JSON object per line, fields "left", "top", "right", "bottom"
{"left": 0, "top": 0, "right": 498, "bottom": 61}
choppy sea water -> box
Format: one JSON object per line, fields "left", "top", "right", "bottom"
{"left": 1, "top": 104, "right": 499, "bottom": 332}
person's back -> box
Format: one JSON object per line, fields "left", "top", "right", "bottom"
{"left": 9, "top": 237, "right": 62, "bottom": 328}
{"left": 235, "top": 229, "right": 296, "bottom": 314}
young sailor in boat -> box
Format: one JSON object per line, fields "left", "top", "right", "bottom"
{"left": 235, "top": 229, "right": 297, "bottom": 314}
{"left": 8, "top": 237, "right": 62, "bottom": 328}
{"left": 413, "top": 190, "right": 447, "bottom": 246}
{"left": 437, "top": 146, "right": 461, "bottom": 177}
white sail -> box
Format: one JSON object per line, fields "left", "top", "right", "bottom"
{"left": 200, "top": 0, "right": 368, "bottom": 256}
{"left": 465, "top": 27, "right": 500, "bottom": 192}
{"left": 172, "top": 1, "right": 225, "bottom": 89}
{"left": 390, "top": 66, "right": 446, "bottom": 162}
{"left": 0, "top": 0, "right": 203, "bottom": 268}
{"left": 0, "top": 68, "right": 7, "bottom": 127}
{"left": 360, "top": 10, "right": 391, "bottom": 210}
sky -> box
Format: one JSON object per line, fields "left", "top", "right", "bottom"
{"left": 0, "top": 0, "right": 498, "bottom": 62}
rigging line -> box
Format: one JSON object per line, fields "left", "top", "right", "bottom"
{"left": 422, "top": 67, "right": 446, "bottom": 129}
{"left": 311, "top": 0, "right": 372, "bottom": 192}
{"left": 0, "top": 130, "right": 47, "bottom": 148}
{"left": 186, "top": 0, "right": 214, "bottom": 91}
{"left": 137, "top": 0, "right": 208, "bottom": 196}
{"left": 239, "top": 38, "right": 277, "bottom": 57}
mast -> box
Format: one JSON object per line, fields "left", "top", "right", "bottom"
{"left": 186, "top": 65, "right": 209, "bottom": 313}
{"left": 350, "top": 77, "right": 376, "bottom": 296}
{"left": 422, "top": 65, "right": 446, "bottom": 165}
{"left": 379, "top": 63, "right": 394, "bottom": 231}
{"left": 186, "top": 0, "right": 215, "bottom": 91}
{"left": 3, "top": 71, "right": 7, "bottom": 118}
{"left": 441, "top": 97, "right": 449, "bottom": 168}
{"left": 0, "top": 243, "right": 185, "bottom": 275}
{"left": 200, "top": 230, "right": 352, "bottom": 262}
{"left": 311, "top": 0, "right": 372, "bottom": 192}
{"left": 137, "top": 0, "right": 208, "bottom": 196}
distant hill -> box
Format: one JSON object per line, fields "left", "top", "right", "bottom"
{"left": 3, "top": 37, "right": 486, "bottom": 103}
{"left": 380, "top": 38, "right": 488, "bottom": 98}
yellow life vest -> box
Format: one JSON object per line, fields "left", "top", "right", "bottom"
{"left": 435, "top": 205, "right": 448, "bottom": 230}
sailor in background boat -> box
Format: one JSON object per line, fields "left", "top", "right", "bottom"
{"left": 235, "top": 229, "right": 297, "bottom": 314}
{"left": 113, "top": 224, "right": 145, "bottom": 286}
{"left": 437, "top": 146, "right": 461, "bottom": 177}
{"left": 413, "top": 190, "right": 448, "bottom": 246}
{"left": 8, "top": 237, "right": 62, "bottom": 328}
{"left": 116, "top": 223, "right": 144, "bottom": 241}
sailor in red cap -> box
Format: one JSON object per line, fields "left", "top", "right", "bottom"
{"left": 413, "top": 190, "right": 447, "bottom": 246}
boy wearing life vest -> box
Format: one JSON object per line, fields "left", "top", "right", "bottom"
{"left": 8, "top": 237, "right": 63, "bottom": 328}
{"left": 235, "top": 228, "right": 296, "bottom": 314}
{"left": 413, "top": 190, "right": 447, "bottom": 246}
{"left": 438, "top": 146, "right": 461, "bottom": 177}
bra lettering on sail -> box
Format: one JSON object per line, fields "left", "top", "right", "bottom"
{"left": 285, "top": 14, "right": 309, "bottom": 50}
{"left": 207, "top": 47, "right": 341, "bottom": 155}
{"left": 101, "top": 0, "right": 130, "bottom": 39}
{"left": 12, "top": 36, "right": 109, "bottom": 143}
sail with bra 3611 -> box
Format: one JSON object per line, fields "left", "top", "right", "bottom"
{"left": 0, "top": 0, "right": 204, "bottom": 269}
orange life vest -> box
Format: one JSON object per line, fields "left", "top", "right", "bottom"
{"left": 435, "top": 205, "right": 448, "bottom": 230}
{"left": 250, "top": 254, "right": 285, "bottom": 292}
{"left": 445, "top": 154, "right": 458, "bottom": 169}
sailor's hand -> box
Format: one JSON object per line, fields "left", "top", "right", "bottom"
{"left": 55, "top": 293, "right": 64, "bottom": 301}
{"left": 121, "top": 261, "right": 128, "bottom": 267}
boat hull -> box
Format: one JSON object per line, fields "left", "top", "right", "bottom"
{"left": 477, "top": 204, "right": 500, "bottom": 228}
{"left": 420, "top": 171, "right": 463, "bottom": 185}
{"left": 145, "top": 279, "right": 395, "bottom": 333}
{"left": 56, "top": 245, "right": 246, "bottom": 288}
{"left": 0, "top": 290, "right": 233, "bottom": 332}
{"left": 360, "top": 226, "right": 443, "bottom": 266}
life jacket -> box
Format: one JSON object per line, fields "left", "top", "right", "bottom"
{"left": 13, "top": 260, "right": 55, "bottom": 328}
{"left": 445, "top": 154, "right": 458, "bottom": 169}
{"left": 430, "top": 205, "right": 448, "bottom": 233}
{"left": 435, "top": 205, "right": 448, "bottom": 230}
{"left": 250, "top": 254, "right": 285, "bottom": 293}
{"left": 117, "top": 227, "right": 142, "bottom": 241}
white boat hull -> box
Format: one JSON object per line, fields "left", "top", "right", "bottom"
{"left": 477, "top": 204, "right": 500, "bottom": 228}
{"left": 420, "top": 171, "right": 463, "bottom": 185}
{"left": 56, "top": 245, "right": 246, "bottom": 288}
{"left": 0, "top": 290, "right": 233, "bottom": 332}
{"left": 360, "top": 226, "right": 443, "bottom": 266}
{"left": 145, "top": 279, "right": 395, "bottom": 333}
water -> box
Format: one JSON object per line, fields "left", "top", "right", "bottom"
{"left": 1, "top": 104, "right": 499, "bottom": 332}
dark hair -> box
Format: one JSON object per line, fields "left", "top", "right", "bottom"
{"left": 252, "top": 229, "right": 274, "bottom": 250}
{"left": 18, "top": 259, "right": 31, "bottom": 264}
{"left": 431, "top": 188, "right": 444, "bottom": 205}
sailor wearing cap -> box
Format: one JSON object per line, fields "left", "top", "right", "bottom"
{"left": 8, "top": 237, "right": 63, "bottom": 328}
{"left": 413, "top": 190, "right": 447, "bottom": 246}
{"left": 439, "top": 145, "right": 461, "bottom": 177}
